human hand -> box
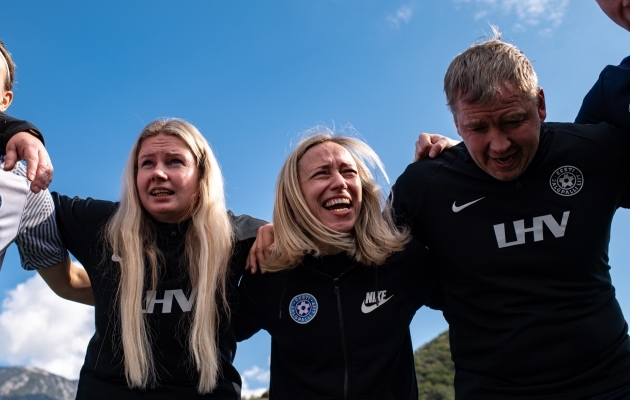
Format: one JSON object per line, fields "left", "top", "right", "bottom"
{"left": 413, "top": 133, "right": 460, "bottom": 162}
{"left": 5, "top": 131, "right": 53, "bottom": 193}
{"left": 246, "top": 223, "right": 275, "bottom": 274}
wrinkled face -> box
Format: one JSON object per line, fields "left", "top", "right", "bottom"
{"left": 454, "top": 86, "right": 547, "bottom": 181}
{"left": 298, "top": 142, "right": 362, "bottom": 233}
{"left": 136, "top": 133, "right": 200, "bottom": 223}
{"left": 596, "top": 0, "right": 630, "bottom": 31}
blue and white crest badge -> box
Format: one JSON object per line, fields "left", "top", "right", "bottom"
{"left": 289, "top": 293, "right": 318, "bottom": 324}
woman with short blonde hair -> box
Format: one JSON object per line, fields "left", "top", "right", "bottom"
{"left": 236, "top": 127, "right": 439, "bottom": 400}
{"left": 264, "top": 128, "right": 409, "bottom": 271}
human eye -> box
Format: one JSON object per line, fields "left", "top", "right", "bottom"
{"left": 311, "top": 169, "right": 329, "bottom": 179}
{"left": 139, "top": 159, "right": 153, "bottom": 167}
{"left": 503, "top": 113, "right": 527, "bottom": 126}
{"left": 466, "top": 122, "right": 487, "bottom": 133}
{"left": 343, "top": 167, "right": 358, "bottom": 177}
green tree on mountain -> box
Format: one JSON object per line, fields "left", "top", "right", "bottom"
{"left": 415, "top": 331, "right": 455, "bottom": 400}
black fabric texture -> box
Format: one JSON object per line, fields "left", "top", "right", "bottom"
{"left": 576, "top": 56, "right": 630, "bottom": 131}
{"left": 52, "top": 193, "right": 265, "bottom": 399}
{"left": 0, "top": 113, "right": 44, "bottom": 152}
{"left": 235, "top": 240, "right": 439, "bottom": 400}
{"left": 392, "top": 122, "right": 630, "bottom": 399}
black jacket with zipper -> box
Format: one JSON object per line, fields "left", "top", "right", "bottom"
{"left": 234, "top": 239, "right": 439, "bottom": 400}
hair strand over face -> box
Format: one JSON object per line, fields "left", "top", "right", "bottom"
{"left": 263, "top": 127, "right": 410, "bottom": 272}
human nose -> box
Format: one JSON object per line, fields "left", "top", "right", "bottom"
{"left": 151, "top": 166, "right": 168, "bottom": 180}
{"left": 329, "top": 171, "right": 348, "bottom": 190}
{"left": 487, "top": 128, "right": 511, "bottom": 154}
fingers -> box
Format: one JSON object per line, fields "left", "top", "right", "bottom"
{"left": 245, "top": 224, "right": 275, "bottom": 274}
{"left": 429, "top": 135, "right": 449, "bottom": 158}
{"left": 30, "top": 150, "right": 53, "bottom": 193}
{"left": 256, "top": 224, "right": 274, "bottom": 270}
{"left": 413, "top": 133, "right": 434, "bottom": 162}
{"left": 414, "top": 133, "right": 458, "bottom": 161}
{"left": 5, "top": 132, "right": 53, "bottom": 193}
{"left": 3, "top": 143, "right": 18, "bottom": 172}
{"left": 246, "top": 239, "right": 260, "bottom": 274}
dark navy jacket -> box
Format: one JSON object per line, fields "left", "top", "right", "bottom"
{"left": 576, "top": 56, "right": 630, "bottom": 131}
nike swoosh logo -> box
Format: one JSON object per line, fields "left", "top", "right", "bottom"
{"left": 361, "top": 295, "right": 394, "bottom": 314}
{"left": 452, "top": 197, "right": 485, "bottom": 213}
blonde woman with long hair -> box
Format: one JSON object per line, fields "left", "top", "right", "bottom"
{"left": 52, "top": 118, "right": 264, "bottom": 399}
{"left": 235, "top": 128, "right": 440, "bottom": 400}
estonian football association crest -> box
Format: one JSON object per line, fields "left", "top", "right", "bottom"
{"left": 550, "top": 166, "right": 583, "bottom": 196}
{"left": 289, "top": 293, "right": 318, "bottom": 324}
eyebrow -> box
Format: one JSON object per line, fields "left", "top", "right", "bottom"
{"left": 138, "top": 150, "right": 187, "bottom": 158}
{"left": 502, "top": 111, "right": 528, "bottom": 121}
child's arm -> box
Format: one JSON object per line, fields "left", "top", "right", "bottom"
{"left": 0, "top": 114, "right": 52, "bottom": 193}
{"left": 0, "top": 113, "right": 43, "bottom": 146}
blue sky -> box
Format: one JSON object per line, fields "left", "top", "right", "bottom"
{"left": 0, "top": 0, "right": 628, "bottom": 396}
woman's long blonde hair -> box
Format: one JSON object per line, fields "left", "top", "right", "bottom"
{"left": 264, "top": 127, "right": 409, "bottom": 271}
{"left": 105, "top": 119, "right": 233, "bottom": 393}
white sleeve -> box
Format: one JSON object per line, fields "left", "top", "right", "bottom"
{"left": 5, "top": 160, "right": 67, "bottom": 270}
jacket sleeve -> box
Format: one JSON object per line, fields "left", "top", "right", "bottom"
{"left": 16, "top": 184, "right": 67, "bottom": 271}
{"left": 51, "top": 192, "right": 118, "bottom": 266}
{"left": 0, "top": 113, "right": 44, "bottom": 152}
{"left": 575, "top": 59, "right": 630, "bottom": 132}
{"left": 387, "top": 239, "right": 442, "bottom": 311}
{"left": 390, "top": 162, "right": 432, "bottom": 242}
{"left": 575, "top": 72, "right": 607, "bottom": 125}
{"left": 233, "top": 272, "right": 264, "bottom": 342}
{"left": 229, "top": 212, "right": 268, "bottom": 241}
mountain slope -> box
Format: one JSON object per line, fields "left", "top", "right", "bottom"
{"left": 415, "top": 330, "right": 455, "bottom": 400}
{"left": 0, "top": 367, "right": 77, "bottom": 400}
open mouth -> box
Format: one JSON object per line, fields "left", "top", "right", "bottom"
{"left": 494, "top": 154, "right": 514, "bottom": 164}
{"left": 323, "top": 198, "right": 352, "bottom": 212}
{"left": 151, "top": 189, "right": 173, "bottom": 197}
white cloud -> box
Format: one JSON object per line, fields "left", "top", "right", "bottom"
{"left": 0, "top": 274, "right": 94, "bottom": 380}
{"left": 386, "top": 3, "right": 414, "bottom": 29}
{"left": 240, "top": 365, "right": 270, "bottom": 399}
{"left": 455, "top": 0, "right": 571, "bottom": 32}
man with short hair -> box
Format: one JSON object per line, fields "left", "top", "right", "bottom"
{"left": 392, "top": 30, "right": 630, "bottom": 398}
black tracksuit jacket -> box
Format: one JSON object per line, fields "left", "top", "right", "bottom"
{"left": 234, "top": 240, "right": 440, "bottom": 400}
{"left": 53, "top": 194, "right": 265, "bottom": 399}
{"left": 392, "top": 122, "right": 630, "bottom": 399}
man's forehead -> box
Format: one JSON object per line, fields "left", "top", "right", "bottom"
{"left": 454, "top": 90, "right": 534, "bottom": 117}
